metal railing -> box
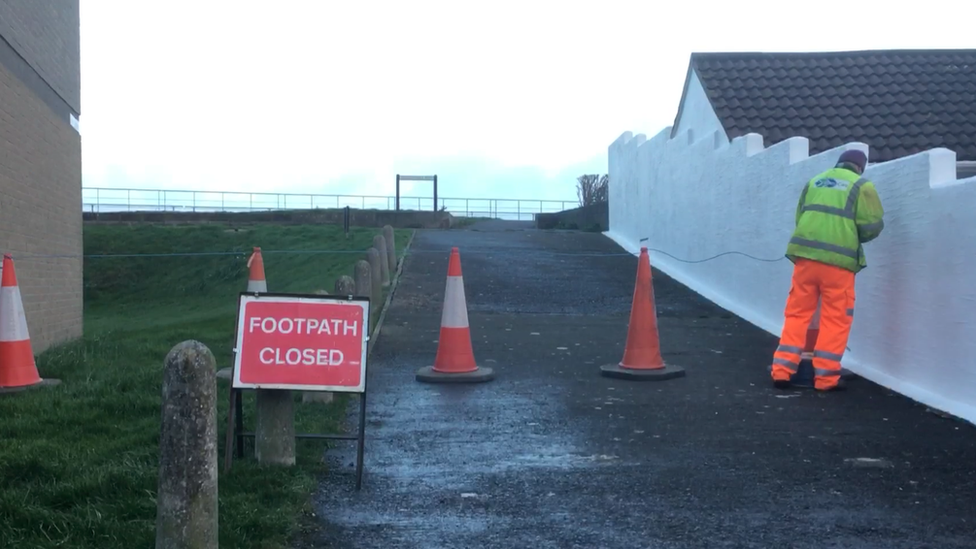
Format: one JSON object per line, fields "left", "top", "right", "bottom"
{"left": 81, "top": 187, "right": 578, "bottom": 221}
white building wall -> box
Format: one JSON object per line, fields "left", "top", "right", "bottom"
{"left": 671, "top": 70, "right": 727, "bottom": 144}
{"left": 606, "top": 125, "right": 976, "bottom": 425}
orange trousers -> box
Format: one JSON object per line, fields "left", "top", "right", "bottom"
{"left": 770, "top": 258, "right": 855, "bottom": 390}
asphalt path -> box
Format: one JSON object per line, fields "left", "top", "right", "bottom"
{"left": 305, "top": 221, "right": 976, "bottom": 549}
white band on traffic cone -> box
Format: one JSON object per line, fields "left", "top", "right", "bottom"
{"left": 441, "top": 275, "right": 469, "bottom": 329}
{"left": 0, "top": 284, "right": 30, "bottom": 342}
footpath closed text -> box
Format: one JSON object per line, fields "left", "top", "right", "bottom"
{"left": 248, "top": 316, "right": 357, "bottom": 366}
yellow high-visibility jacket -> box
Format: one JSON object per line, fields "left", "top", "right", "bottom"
{"left": 786, "top": 166, "right": 885, "bottom": 273}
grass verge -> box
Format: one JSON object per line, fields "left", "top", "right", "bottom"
{"left": 0, "top": 223, "right": 412, "bottom": 549}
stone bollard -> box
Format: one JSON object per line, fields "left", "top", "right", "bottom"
{"left": 354, "top": 261, "right": 373, "bottom": 349}
{"left": 255, "top": 389, "right": 296, "bottom": 466}
{"left": 156, "top": 340, "right": 218, "bottom": 549}
{"left": 354, "top": 260, "right": 371, "bottom": 302}
{"left": 366, "top": 248, "right": 383, "bottom": 306}
{"left": 334, "top": 275, "right": 355, "bottom": 296}
{"left": 372, "top": 234, "right": 391, "bottom": 287}
{"left": 382, "top": 225, "right": 397, "bottom": 273}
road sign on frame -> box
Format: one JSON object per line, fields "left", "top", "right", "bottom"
{"left": 232, "top": 292, "right": 370, "bottom": 392}
{"left": 224, "top": 291, "right": 372, "bottom": 490}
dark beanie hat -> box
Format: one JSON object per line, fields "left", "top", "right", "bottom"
{"left": 837, "top": 149, "right": 867, "bottom": 171}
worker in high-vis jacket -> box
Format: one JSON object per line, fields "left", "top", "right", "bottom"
{"left": 770, "top": 149, "right": 885, "bottom": 392}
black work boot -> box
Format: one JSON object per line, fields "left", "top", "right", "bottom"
{"left": 773, "top": 378, "right": 792, "bottom": 390}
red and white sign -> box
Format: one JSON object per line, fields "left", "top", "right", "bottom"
{"left": 232, "top": 294, "right": 370, "bottom": 392}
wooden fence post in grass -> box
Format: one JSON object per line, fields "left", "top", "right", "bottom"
{"left": 156, "top": 340, "right": 218, "bottom": 549}
{"left": 383, "top": 224, "right": 397, "bottom": 272}
{"left": 372, "top": 234, "right": 391, "bottom": 287}
{"left": 366, "top": 247, "right": 383, "bottom": 307}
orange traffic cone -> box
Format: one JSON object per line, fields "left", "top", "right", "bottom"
{"left": 600, "top": 247, "right": 685, "bottom": 381}
{"left": 416, "top": 247, "right": 494, "bottom": 383}
{"left": 246, "top": 247, "right": 267, "bottom": 293}
{"left": 0, "top": 254, "right": 43, "bottom": 389}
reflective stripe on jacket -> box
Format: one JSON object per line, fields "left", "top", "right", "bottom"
{"left": 786, "top": 167, "right": 885, "bottom": 273}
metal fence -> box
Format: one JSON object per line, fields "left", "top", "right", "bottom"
{"left": 81, "top": 187, "right": 578, "bottom": 221}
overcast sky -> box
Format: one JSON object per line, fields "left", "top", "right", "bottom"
{"left": 79, "top": 0, "right": 974, "bottom": 205}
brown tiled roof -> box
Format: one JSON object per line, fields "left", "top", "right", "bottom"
{"left": 674, "top": 49, "right": 976, "bottom": 162}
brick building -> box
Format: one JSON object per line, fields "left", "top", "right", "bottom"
{"left": 0, "top": 0, "right": 82, "bottom": 352}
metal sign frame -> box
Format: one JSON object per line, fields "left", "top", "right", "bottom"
{"left": 395, "top": 174, "right": 438, "bottom": 211}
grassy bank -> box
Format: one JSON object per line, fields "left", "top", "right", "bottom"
{"left": 0, "top": 223, "right": 412, "bottom": 548}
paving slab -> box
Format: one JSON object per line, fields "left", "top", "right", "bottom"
{"left": 304, "top": 221, "right": 976, "bottom": 549}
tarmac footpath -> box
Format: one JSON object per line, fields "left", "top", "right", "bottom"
{"left": 305, "top": 221, "right": 976, "bottom": 549}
